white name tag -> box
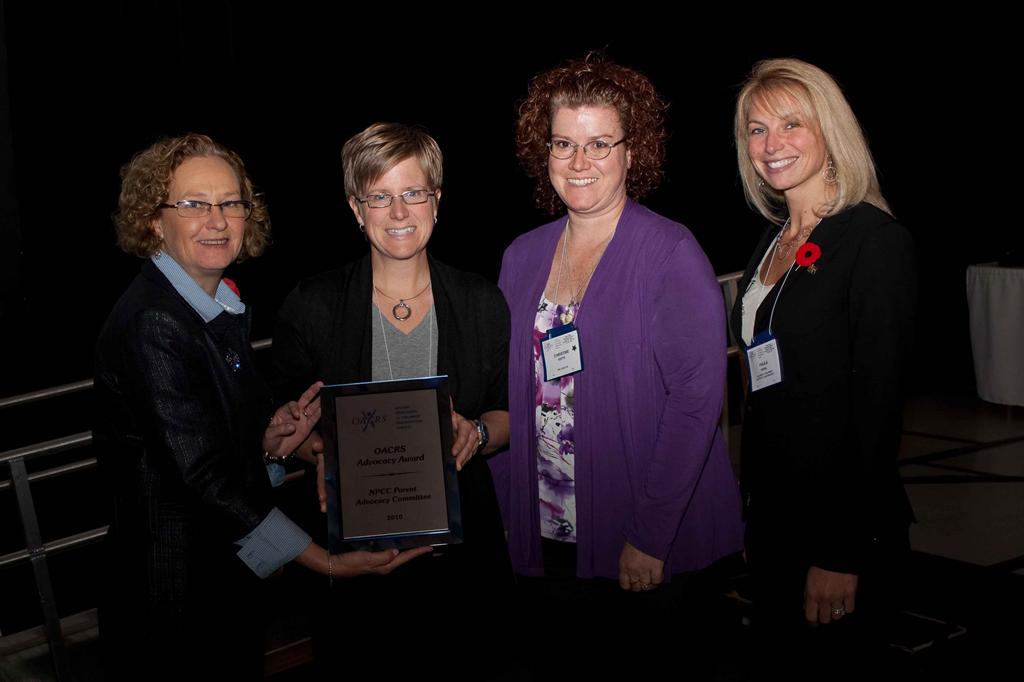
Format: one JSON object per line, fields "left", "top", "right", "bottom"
{"left": 746, "top": 331, "right": 783, "bottom": 392}
{"left": 542, "top": 324, "right": 584, "bottom": 382}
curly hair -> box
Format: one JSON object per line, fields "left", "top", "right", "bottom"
{"left": 114, "top": 133, "right": 270, "bottom": 259}
{"left": 516, "top": 52, "right": 668, "bottom": 215}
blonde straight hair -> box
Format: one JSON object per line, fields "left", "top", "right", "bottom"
{"left": 734, "top": 58, "right": 890, "bottom": 225}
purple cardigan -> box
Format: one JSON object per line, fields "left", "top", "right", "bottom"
{"left": 491, "top": 200, "right": 743, "bottom": 579}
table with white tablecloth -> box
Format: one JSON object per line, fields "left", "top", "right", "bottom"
{"left": 966, "top": 263, "right": 1024, "bottom": 406}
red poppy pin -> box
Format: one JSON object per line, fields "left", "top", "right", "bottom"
{"left": 795, "top": 242, "right": 822, "bottom": 274}
{"left": 223, "top": 277, "right": 241, "bottom": 296}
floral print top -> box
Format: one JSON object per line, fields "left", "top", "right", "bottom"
{"left": 534, "top": 295, "right": 579, "bottom": 542}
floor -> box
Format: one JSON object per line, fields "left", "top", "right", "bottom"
{"left": 872, "top": 392, "right": 1024, "bottom": 679}
{"left": 900, "top": 393, "right": 1024, "bottom": 573}
{"left": 2, "top": 390, "right": 1022, "bottom": 680}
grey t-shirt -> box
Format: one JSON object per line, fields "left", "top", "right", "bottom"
{"left": 371, "top": 303, "right": 439, "bottom": 381}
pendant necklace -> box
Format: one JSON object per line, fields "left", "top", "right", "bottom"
{"left": 373, "top": 280, "right": 432, "bottom": 321}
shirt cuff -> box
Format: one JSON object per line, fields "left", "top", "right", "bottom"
{"left": 235, "top": 507, "right": 312, "bottom": 579}
{"left": 266, "top": 462, "right": 287, "bottom": 487}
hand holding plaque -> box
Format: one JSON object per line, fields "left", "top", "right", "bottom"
{"left": 329, "top": 547, "right": 433, "bottom": 577}
{"left": 320, "top": 376, "right": 463, "bottom": 552}
{"left": 450, "top": 408, "right": 482, "bottom": 471}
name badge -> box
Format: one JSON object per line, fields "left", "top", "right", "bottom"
{"left": 746, "top": 330, "right": 783, "bottom": 392}
{"left": 542, "top": 324, "right": 583, "bottom": 382}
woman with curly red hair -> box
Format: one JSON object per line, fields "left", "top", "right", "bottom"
{"left": 491, "top": 54, "right": 743, "bottom": 668}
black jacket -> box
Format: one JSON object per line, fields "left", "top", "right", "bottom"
{"left": 272, "top": 253, "right": 511, "bottom": 565}
{"left": 94, "top": 260, "right": 272, "bottom": 676}
{"left": 730, "top": 203, "right": 917, "bottom": 574}
{"left": 273, "top": 254, "right": 509, "bottom": 418}
{"left": 271, "top": 254, "right": 513, "bottom": 665}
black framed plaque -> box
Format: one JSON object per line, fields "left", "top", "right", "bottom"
{"left": 321, "top": 376, "right": 462, "bottom": 551}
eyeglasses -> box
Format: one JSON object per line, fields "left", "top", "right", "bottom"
{"left": 159, "top": 199, "right": 253, "bottom": 219}
{"left": 547, "top": 137, "right": 628, "bottom": 160}
{"left": 354, "top": 189, "right": 436, "bottom": 209}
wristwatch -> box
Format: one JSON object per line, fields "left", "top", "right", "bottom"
{"left": 472, "top": 418, "right": 490, "bottom": 454}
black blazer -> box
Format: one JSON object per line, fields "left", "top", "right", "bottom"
{"left": 94, "top": 260, "right": 273, "bottom": 675}
{"left": 271, "top": 252, "right": 512, "bottom": 669}
{"left": 729, "top": 203, "right": 917, "bottom": 574}
{"left": 271, "top": 253, "right": 511, "bottom": 565}
{"left": 272, "top": 253, "right": 509, "bottom": 417}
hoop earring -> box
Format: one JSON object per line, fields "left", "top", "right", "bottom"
{"left": 823, "top": 156, "right": 838, "bottom": 184}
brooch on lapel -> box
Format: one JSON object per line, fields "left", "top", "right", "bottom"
{"left": 220, "top": 277, "right": 243, "bottom": 372}
{"left": 795, "top": 242, "right": 822, "bottom": 274}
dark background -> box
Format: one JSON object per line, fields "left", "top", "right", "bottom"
{"left": 0, "top": 0, "right": 1018, "bottom": 638}
{"left": 0, "top": 5, "right": 1016, "bottom": 399}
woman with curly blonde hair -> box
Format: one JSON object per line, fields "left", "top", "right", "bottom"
{"left": 96, "top": 133, "right": 424, "bottom": 680}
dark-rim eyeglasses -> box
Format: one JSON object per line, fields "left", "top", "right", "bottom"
{"left": 354, "top": 189, "right": 436, "bottom": 209}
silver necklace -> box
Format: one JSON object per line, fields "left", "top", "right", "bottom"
{"left": 373, "top": 280, "right": 432, "bottom": 321}
{"left": 551, "top": 222, "right": 614, "bottom": 325}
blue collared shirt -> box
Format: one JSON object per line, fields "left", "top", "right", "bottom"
{"left": 151, "top": 250, "right": 246, "bottom": 322}
{"left": 151, "top": 252, "right": 312, "bottom": 578}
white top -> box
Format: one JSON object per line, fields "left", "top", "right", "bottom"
{"left": 741, "top": 244, "right": 778, "bottom": 346}
{"left": 966, "top": 263, "right": 1024, "bottom": 406}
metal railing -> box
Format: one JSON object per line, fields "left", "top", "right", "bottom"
{"left": 0, "top": 274, "right": 745, "bottom": 680}
{"left": 718, "top": 270, "right": 742, "bottom": 353}
{"left": 0, "top": 338, "right": 274, "bottom": 680}
{"left": 718, "top": 271, "right": 744, "bottom": 446}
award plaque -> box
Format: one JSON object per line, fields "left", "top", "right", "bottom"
{"left": 321, "top": 376, "right": 462, "bottom": 551}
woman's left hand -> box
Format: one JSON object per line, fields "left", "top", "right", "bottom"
{"left": 450, "top": 409, "right": 479, "bottom": 471}
{"left": 804, "top": 565, "right": 858, "bottom": 625}
{"left": 618, "top": 542, "right": 665, "bottom": 592}
{"left": 262, "top": 381, "right": 324, "bottom": 459}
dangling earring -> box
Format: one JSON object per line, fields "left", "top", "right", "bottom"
{"left": 358, "top": 223, "right": 365, "bottom": 233}
{"left": 822, "top": 156, "right": 838, "bottom": 184}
